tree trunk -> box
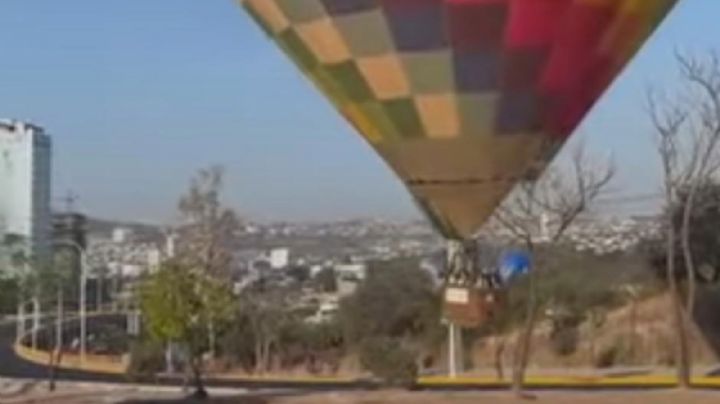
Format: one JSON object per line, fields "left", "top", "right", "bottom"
{"left": 681, "top": 188, "right": 698, "bottom": 316}
{"left": 96, "top": 273, "right": 103, "bottom": 312}
{"left": 671, "top": 289, "right": 692, "bottom": 388}
{"left": 511, "top": 265, "right": 538, "bottom": 398}
{"left": 208, "top": 320, "right": 216, "bottom": 360}
{"left": 112, "top": 268, "right": 121, "bottom": 312}
{"left": 630, "top": 298, "right": 638, "bottom": 360}
{"left": 32, "top": 296, "right": 40, "bottom": 350}
{"left": 254, "top": 340, "right": 264, "bottom": 374}
{"left": 493, "top": 336, "right": 505, "bottom": 381}
{"left": 16, "top": 302, "right": 25, "bottom": 344}
{"left": 262, "top": 339, "right": 272, "bottom": 373}
{"left": 189, "top": 356, "right": 208, "bottom": 400}
{"left": 49, "top": 288, "right": 64, "bottom": 392}
{"left": 667, "top": 215, "right": 692, "bottom": 388}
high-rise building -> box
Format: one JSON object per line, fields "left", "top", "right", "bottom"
{"left": 0, "top": 120, "right": 52, "bottom": 262}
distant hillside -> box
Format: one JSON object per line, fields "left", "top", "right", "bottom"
{"left": 86, "top": 217, "right": 164, "bottom": 242}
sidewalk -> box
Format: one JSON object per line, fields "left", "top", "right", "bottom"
{"left": 0, "top": 377, "right": 250, "bottom": 404}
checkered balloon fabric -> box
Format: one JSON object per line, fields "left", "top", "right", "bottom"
{"left": 242, "top": 0, "right": 679, "bottom": 239}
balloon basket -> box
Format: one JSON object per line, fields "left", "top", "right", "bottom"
{"left": 443, "top": 286, "right": 503, "bottom": 329}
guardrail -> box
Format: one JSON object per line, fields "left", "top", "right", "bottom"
{"left": 13, "top": 314, "right": 130, "bottom": 375}
{"left": 13, "top": 342, "right": 128, "bottom": 374}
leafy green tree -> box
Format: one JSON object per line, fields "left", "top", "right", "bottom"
{"left": 339, "top": 259, "right": 442, "bottom": 384}
{"left": 139, "top": 260, "right": 234, "bottom": 399}
{"left": 340, "top": 259, "right": 441, "bottom": 345}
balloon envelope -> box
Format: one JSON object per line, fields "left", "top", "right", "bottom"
{"left": 241, "top": 0, "right": 679, "bottom": 239}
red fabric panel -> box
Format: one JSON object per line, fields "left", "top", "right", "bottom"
{"left": 505, "top": 0, "right": 572, "bottom": 49}
{"left": 445, "top": 0, "right": 508, "bottom": 52}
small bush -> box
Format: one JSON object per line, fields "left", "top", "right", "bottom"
{"left": 359, "top": 337, "right": 418, "bottom": 387}
{"left": 126, "top": 339, "right": 166, "bottom": 380}
{"left": 594, "top": 338, "right": 633, "bottom": 368}
{"left": 550, "top": 327, "right": 579, "bottom": 357}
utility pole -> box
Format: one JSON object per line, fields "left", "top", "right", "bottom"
{"left": 31, "top": 297, "right": 39, "bottom": 349}
{"left": 54, "top": 240, "right": 87, "bottom": 366}
{"left": 16, "top": 301, "right": 25, "bottom": 344}
{"left": 447, "top": 321, "right": 463, "bottom": 378}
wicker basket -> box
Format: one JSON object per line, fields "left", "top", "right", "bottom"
{"left": 443, "top": 286, "right": 503, "bottom": 328}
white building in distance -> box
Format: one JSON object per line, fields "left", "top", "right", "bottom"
{"left": 335, "top": 263, "right": 367, "bottom": 296}
{"left": 269, "top": 247, "right": 289, "bottom": 269}
{"left": 0, "top": 120, "right": 52, "bottom": 261}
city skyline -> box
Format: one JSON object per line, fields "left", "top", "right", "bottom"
{"left": 0, "top": 0, "right": 716, "bottom": 224}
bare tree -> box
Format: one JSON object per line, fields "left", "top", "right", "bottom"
{"left": 493, "top": 144, "right": 615, "bottom": 397}
{"left": 177, "top": 166, "right": 242, "bottom": 279}
{"left": 649, "top": 88, "right": 692, "bottom": 388}
{"left": 175, "top": 166, "right": 243, "bottom": 363}
{"left": 648, "top": 52, "right": 720, "bottom": 388}
{"left": 676, "top": 54, "right": 720, "bottom": 317}
{"left": 244, "top": 291, "right": 287, "bottom": 374}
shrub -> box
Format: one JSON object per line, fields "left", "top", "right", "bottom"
{"left": 550, "top": 326, "right": 580, "bottom": 357}
{"left": 126, "top": 339, "right": 166, "bottom": 380}
{"left": 594, "top": 338, "right": 633, "bottom": 368}
{"left": 359, "top": 337, "right": 418, "bottom": 387}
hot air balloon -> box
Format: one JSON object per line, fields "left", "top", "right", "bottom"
{"left": 240, "top": 0, "right": 679, "bottom": 326}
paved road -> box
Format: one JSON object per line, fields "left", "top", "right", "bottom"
{"left": 0, "top": 322, "right": 126, "bottom": 384}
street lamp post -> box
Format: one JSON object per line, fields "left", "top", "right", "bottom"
{"left": 54, "top": 240, "right": 87, "bottom": 366}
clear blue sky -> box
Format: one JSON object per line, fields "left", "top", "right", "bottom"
{"left": 0, "top": 0, "right": 716, "bottom": 223}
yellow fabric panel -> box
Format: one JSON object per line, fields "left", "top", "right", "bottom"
{"left": 343, "top": 104, "right": 383, "bottom": 144}
{"left": 295, "top": 18, "right": 351, "bottom": 64}
{"left": 356, "top": 54, "right": 412, "bottom": 100}
{"left": 415, "top": 94, "right": 460, "bottom": 139}
{"left": 244, "top": 0, "right": 289, "bottom": 35}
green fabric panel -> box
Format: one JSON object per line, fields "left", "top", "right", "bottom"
{"left": 309, "top": 67, "right": 351, "bottom": 109}
{"left": 325, "top": 61, "right": 373, "bottom": 103}
{"left": 358, "top": 101, "right": 400, "bottom": 141}
{"left": 382, "top": 98, "right": 424, "bottom": 139}
{"left": 457, "top": 94, "right": 497, "bottom": 136}
{"left": 333, "top": 10, "right": 395, "bottom": 57}
{"left": 277, "top": 30, "right": 318, "bottom": 73}
{"left": 275, "top": 0, "right": 326, "bottom": 23}
{"left": 403, "top": 51, "right": 455, "bottom": 95}
{"left": 242, "top": 3, "right": 274, "bottom": 38}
